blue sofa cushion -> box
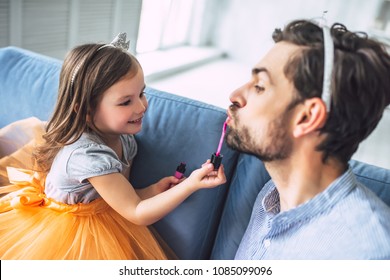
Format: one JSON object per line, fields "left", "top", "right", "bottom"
{"left": 0, "top": 47, "right": 61, "bottom": 127}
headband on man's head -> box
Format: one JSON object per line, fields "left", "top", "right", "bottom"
{"left": 317, "top": 11, "right": 334, "bottom": 112}
{"left": 321, "top": 26, "right": 334, "bottom": 112}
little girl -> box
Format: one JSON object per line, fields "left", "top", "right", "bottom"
{"left": 0, "top": 33, "right": 226, "bottom": 260}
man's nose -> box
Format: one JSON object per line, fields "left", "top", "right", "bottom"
{"left": 229, "top": 84, "right": 248, "bottom": 108}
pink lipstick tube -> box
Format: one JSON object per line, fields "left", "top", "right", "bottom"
{"left": 174, "top": 162, "right": 186, "bottom": 179}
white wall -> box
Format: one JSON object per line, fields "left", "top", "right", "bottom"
{"left": 213, "top": 0, "right": 382, "bottom": 66}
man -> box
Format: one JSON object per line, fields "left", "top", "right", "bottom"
{"left": 225, "top": 19, "right": 390, "bottom": 259}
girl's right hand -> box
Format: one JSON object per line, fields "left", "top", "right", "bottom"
{"left": 185, "top": 160, "right": 226, "bottom": 190}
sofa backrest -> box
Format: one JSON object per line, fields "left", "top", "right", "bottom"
{"left": 0, "top": 47, "right": 61, "bottom": 128}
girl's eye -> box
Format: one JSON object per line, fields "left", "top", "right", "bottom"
{"left": 119, "top": 100, "right": 131, "bottom": 106}
{"left": 140, "top": 91, "right": 146, "bottom": 98}
{"left": 254, "top": 85, "right": 265, "bottom": 93}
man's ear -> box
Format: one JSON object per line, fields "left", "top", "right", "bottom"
{"left": 293, "top": 97, "right": 327, "bottom": 138}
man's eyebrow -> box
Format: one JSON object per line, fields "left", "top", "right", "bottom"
{"left": 252, "top": 67, "right": 273, "bottom": 84}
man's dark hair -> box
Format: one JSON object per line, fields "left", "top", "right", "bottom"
{"left": 273, "top": 20, "right": 390, "bottom": 164}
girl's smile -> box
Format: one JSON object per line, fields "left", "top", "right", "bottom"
{"left": 128, "top": 117, "right": 143, "bottom": 124}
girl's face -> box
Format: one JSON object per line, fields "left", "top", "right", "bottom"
{"left": 92, "top": 68, "right": 148, "bottom": 137}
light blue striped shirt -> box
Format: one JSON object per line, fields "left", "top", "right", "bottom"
{"left": 235, "top": 168, "right": 390, "bottom": 259}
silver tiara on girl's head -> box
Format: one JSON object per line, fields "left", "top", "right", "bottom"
{"left": 98, "top": 32, "right": 130, "bottom": 51}
{"left": 70, "top": 32, "right": 130, "bottom": 90}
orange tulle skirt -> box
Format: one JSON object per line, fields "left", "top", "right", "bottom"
{"left": 0, "top": 168, "right": 168, "bottom": 260}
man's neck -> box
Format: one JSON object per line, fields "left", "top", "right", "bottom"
{"left": 264, "top": 151, "right": 346, "bottom": 212}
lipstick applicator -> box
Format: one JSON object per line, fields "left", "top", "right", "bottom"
{"left": 211, "top": 118, "right": 228, "bottom": 170}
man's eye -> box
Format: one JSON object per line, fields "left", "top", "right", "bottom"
{"left": 255, "top": 85, "right": 265, "bottom": 92}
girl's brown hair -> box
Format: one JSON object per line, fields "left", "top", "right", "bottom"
{"left": 34, "top": 44, "right": 141, "bottom": 174}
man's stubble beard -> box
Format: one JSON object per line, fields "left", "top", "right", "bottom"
{"left": 225, "top": 111, "right": 293, "bottom": 162}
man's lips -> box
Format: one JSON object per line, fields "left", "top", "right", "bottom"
{"left": 226, "top": 111, "right": 233, "bottom": 125}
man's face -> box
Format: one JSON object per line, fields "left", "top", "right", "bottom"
{"left": 226, "top": 42, "right": 302, "bottom": 162}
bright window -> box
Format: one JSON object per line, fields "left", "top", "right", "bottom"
{"left": 136, "top": 0, "right": 197, "bottom": 53}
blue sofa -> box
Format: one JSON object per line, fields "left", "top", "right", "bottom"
{"left": 1, "top": 46, "right": 390, "bottom": 260}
